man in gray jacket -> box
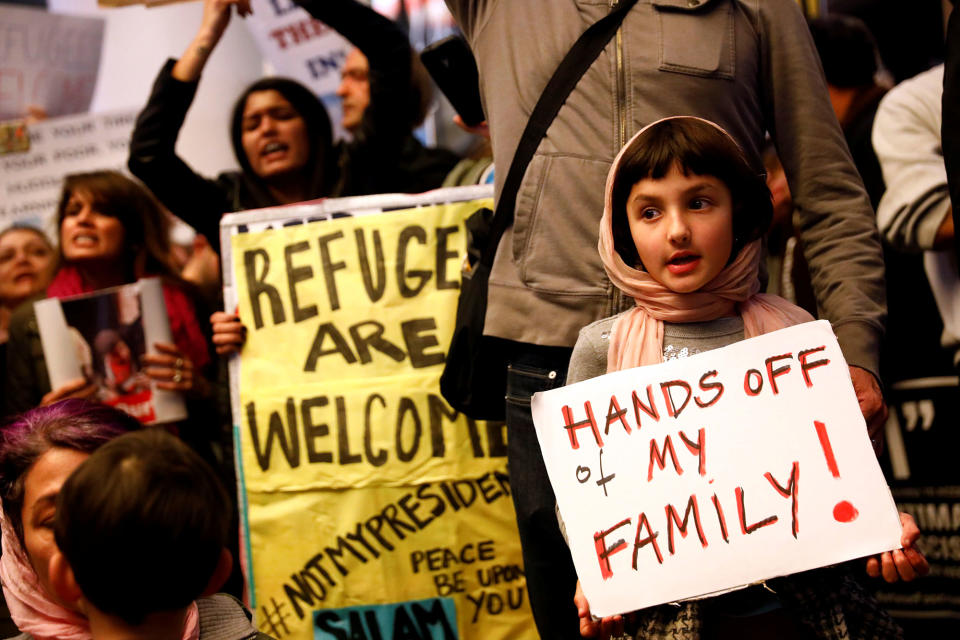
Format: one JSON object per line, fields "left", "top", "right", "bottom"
{"left": 445, "top": 1, "right": 888, "bottom": 636}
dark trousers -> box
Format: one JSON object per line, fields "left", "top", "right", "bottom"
{"left": 504, "top": 341, "right": 580, "bottom": 639}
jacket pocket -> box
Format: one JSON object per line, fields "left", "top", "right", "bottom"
{"left": 511, "top": 153, "right": 611, "bottom": 295}
{"left": 653, "top": 0, "right": 735, "bottom": 80}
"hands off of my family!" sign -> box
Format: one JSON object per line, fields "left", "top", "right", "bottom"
{"left": 531, "top": 320, "right": 902, "bottom": 617}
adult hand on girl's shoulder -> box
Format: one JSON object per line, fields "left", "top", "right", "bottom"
{"left": 848, "top": 365, "right": 887, "bottom": 454}
{"left": 574, "top": 580, "right": 627, "bottom": 639}
{"left": 865, "top": 512, "right": 929, "bottom": 583}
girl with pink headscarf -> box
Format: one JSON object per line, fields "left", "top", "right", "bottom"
{"left": 567, "top": 117, "right": 927, "bottom": 640}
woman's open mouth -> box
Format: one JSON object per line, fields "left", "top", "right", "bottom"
{"left": 72, "top": 234, "right": 99, "bottom": 247}
{"left": 261, "top": 141, "right": 289, "bottom": 158}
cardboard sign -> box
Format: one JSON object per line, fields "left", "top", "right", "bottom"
{"left": 531, "top": 320, "right": 902, "bottom": 617}
{"left": 221, "top": 187, "right": 536, "bottom": 640}
{"left": 0, "top": 6, "right": 105, "bottom": 120}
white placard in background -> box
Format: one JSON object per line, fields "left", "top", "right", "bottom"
{"left": 531, "top": 320, "right": 902, "bottom": 617}
{"left": 0, "top": 108, "right": 137, "bottom": 231}
{"left": 0, "top": 6, "right": 105, "bottom": 120}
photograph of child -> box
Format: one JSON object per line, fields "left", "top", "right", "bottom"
{"left": 59, "top": 284, "right": 152, "bottom": 416}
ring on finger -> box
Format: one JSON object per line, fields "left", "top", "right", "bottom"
{"left": 172, "top": 370, "right": 182, "bottom": 383}
{"left": 174, "top": 357, "right": 184, "bottom": 370}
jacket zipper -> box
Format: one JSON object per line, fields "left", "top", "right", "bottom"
{"left": 610, "top": 0, "right": 628, "bottom": 316}
{"left": 613, "top": 1, "right": 627, "bottom": 150}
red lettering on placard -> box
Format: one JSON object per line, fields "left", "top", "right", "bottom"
{"left": 561, "top": 402, "right": 603, "bottom": 450}
{"left": 765, "top": 462, "right": 800, "bottom": 538}
{"left": 736, "top": 487, "right": 778, "bottom": 534}
{"left": 594, "top": 518, "right": 631, "bottom": 580}
{"left": 605, "top": 395, "right": 631, "bottom": 436}
{"left": 632, "top": 385, "right": 660, "bottom": 426}
{"left": 765, "top": 353, "right": 794, "bottom": 394}
{"left": 695, "top": 370, "right": 724, "bottom": 408}
{"left": 648, "top": 435, "right": 683, "bottom": 481}
{"left": 678, "top": 428, "right": 706, "bottom": 476}
{"left": 660, "top": 380, "right": 692, "bottom": 418}
{"left": 666, "top": 495, "right": 707, "bottom": 555}
{"left": 798, "top": 346, "right": 830, "bottom": 388}
{"left": 711, "top": 493, "right": 729, "bottom": 543}
{"left": 632, "top": 512, "right": 663, "bottom": 567}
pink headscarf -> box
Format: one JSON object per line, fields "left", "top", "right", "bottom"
{"left": 0, "top": 500, "right": 200, "bottom": 639}
{"left": 598, "top": 117, "right": 813, "bottom": 372}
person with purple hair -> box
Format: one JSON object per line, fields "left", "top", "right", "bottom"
{"left": 0, "top": 400, "right": 140, "bottom": 639}
{"left": 0, "top": 401, "right": 264, "bottom": 640}
{"left": 47, "top": 429, "right": 270, "bottom": 640}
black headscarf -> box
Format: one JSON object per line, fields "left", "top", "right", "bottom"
{"left": 229, "top": 77, "right": 336, "bottom": 206}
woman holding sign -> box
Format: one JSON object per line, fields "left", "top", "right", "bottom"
{"left": 566, "top": 117, "right": 927, "bottom": 639}
{"left": 3, "top": 172, "right": 211, "bottom": 422}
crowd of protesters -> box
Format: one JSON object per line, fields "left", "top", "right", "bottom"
{"left": 0, "top": 0, "right": 956, "bottom": 638}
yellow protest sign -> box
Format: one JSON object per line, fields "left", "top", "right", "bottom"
{"left": 227, "top": 191, "right": 536, "bottom": 640}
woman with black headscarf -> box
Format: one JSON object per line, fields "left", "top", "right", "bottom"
{"left": 129, "top": 0, "right": 458, "bottom": 255}
{"left": 127, "top": 0, "right": 336, "bottom": 254}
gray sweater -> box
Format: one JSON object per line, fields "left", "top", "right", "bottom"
{"left": 567, "top": 312, "right": 745, "bottom": 384}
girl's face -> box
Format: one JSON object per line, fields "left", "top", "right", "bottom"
{"left": 20, "top": 447, "right": 90, "bottom": 606}
{"left": 240, "top": 90, "right": 310, "bottom": 181}
{"left": 60, "top": 190, "right": 126, "bottom": 265}
{"left": 0, "top": 229, "right": 55, "bottom": 306}
{"left": 626, "top": 163, "right": 734, "bottom": 293}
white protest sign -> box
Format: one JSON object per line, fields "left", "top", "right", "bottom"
{"left": 531, "top": 320, "right": 902, "bottom": 617}
{"left": 0, "top": 6, "right": 105, "bottom": 120}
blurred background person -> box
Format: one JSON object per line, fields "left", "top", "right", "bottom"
{"left": 0, "top": 227, "right": 55, "bottom": 404}
{"left": 3, "top": 171, "right": 212, "bottom": 432}
{"left": 323, "top": 0, "right": 458, "bottom": 196}
{"left": 872, "top": 63, "right": 958, "bottom": 374}
{"left": 809, "top": 14, "right": 891, "bottom": 208}
{"left": 761, "top": 144, "right": 817, "bottom": 317}
{"left": 0, "top": 225, "right": 55, "bottom": 636}
{"left": 827, "top": 0, "right": 946, "bottom": 86}
{"left": 808, "top": 14, "right": 953, "bottom": 387}
{"left": 806, "top": 14, "right": 951, "bottom": 385}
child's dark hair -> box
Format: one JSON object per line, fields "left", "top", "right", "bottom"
{"left": 54, "top": 429, "right": 230, "bottom": 626}
{"left": 610, "top": 118, "right": 773, "bottom": 267}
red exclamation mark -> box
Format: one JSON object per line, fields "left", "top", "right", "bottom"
{"left": 813, "top": 420, "right": 859, "bottom": 523}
